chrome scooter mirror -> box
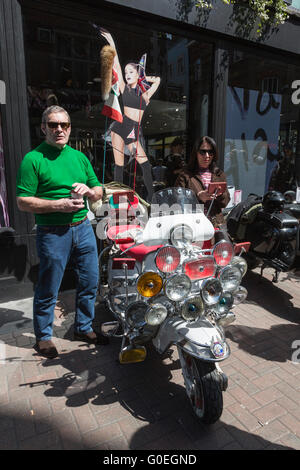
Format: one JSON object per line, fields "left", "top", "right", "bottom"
{"left": 284, "top": 190, "right": 296, "bottom": 203}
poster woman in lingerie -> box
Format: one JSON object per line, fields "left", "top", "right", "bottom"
{"left": 100, "top": 28, "right": 160, "bottom": 202}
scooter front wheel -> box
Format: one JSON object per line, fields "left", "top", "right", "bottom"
{"left": 179, "top": 349, "right": 223, "bottom": 424}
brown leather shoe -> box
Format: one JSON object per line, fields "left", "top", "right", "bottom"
{"left": 73, "top": 330, "right": 109, "bottom": 345}
{"left": 34, "top": 340, "right": 58, "bottom": 359}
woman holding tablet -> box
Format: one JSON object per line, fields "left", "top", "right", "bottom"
{"left": 175, "top": 136, "right": 230, "bottom": 227}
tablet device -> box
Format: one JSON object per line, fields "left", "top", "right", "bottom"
{"left": 234, "top": 242, "right": 251, "bottom": 254}
{"left": 208, "top": 182, "right": 227, "bottom": 195}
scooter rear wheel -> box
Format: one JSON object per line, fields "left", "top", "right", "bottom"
{"left": 179, "top": 350, "right": 223, "bottom": 424}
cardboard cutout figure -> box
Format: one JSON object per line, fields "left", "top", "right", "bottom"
{"left": 98, "top": 27, "right": 161, "bottom": 202}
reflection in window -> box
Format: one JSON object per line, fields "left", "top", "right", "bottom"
{"left": 22, "top": 4, "right": 212, "bottom": 198}
{"left": 225, "top": 50, "right": 300, "bottom": 198}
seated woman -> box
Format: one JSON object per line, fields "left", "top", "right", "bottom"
{"left": 175, "top": 136, "right": 230, "bottom": 227}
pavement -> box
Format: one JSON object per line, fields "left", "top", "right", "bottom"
{"left": 0, "top": 267, "right": 300, "bottom": 451}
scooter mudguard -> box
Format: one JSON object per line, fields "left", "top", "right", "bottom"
{"left": 152, "top": 316, "right": 230, "bottom": 362}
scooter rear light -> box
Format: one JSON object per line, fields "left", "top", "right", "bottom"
{"left": 184, "top": 256, "right": 216, "bottom": 280}
{"left": 155, "top": 246, "right": 180, "bottom": 273}
{"left": 112, "top": 258, "right": 136, "bottom": 270}
{"left": 213, "top": 241, "right": 233, "bottom": 266}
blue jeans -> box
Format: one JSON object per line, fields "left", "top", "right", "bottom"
{"left": 33, "top": 218, "right": 99, "bottom": 341}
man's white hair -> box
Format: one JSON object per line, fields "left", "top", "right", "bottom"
{"left": 42, "top": 106, "right": 71, "bottom": 123}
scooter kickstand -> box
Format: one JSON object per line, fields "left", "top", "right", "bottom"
{"left": 272, "top": 270, "right": 279, "bottom": 283}
{"left": 260, "top": 263, "right": 266, "bottom": 278}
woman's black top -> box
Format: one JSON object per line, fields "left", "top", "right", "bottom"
{"left": 122, "top": 86, "right": 147, "bottom": 111}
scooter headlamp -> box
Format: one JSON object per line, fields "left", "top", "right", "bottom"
{"left": 218, "top": 265, "right": 242, "bottom": 292}
{"left": 231, "top": 256, "right": 247, "bottom": 277}
{"left": 211, "top": 291, "right": 233, "bottom": 315}
{"left": 136, "top": 272, "right": 163, "bottom": 297}
{"left": 170, "top": 224, "right": 193, "bottom": 249}
{"left": 145, "top": 303, "right": 168, "bottom": 326}
{"left": 201, "top": 278, "right": 222, "bottom": 305}
{"left": 126, "top": 301, "right": 148, "bottom": 328}
{"left": 181, "top": 296, "right": 204, "bottom": 322}
{"left": 232, "top": 286, "right": 248, "bottom": 306}
{"left": 164, "top": 273, "right": 191, "bottom": 301}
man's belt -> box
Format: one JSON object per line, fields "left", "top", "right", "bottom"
{"left": 67, "top": 215, "right": 88, "bottom": 227}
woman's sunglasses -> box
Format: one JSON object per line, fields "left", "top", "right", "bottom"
{"left": 47, "top": 122, "right": 71, "bottom": 130}
{"left": 198, "top": 149, "right": 214, "bottom": 156}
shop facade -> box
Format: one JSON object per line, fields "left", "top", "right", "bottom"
{"left": 1, "top": 0, "right": 300, "bottom": 300}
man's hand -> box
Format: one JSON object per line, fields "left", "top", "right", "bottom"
{"left": 16, "top": 195, "right": 84, "bottom": 214}
{"left": 197, "top": 190, "right": 214, "bottom": 203}
{"left": 71, "top": 183, "right": 95, "bottom": 198}
{"left": 57, "top": 198, "right": 85, "bottom": 213}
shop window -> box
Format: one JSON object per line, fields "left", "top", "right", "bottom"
{"left": 22, "top": 4, "right": 212, "bottom": 198}
{"left": 225, "top": 50, "right": 300, "bottom": 198}
{"left": 194, "top": 59, "right": 201, "bottom": 82}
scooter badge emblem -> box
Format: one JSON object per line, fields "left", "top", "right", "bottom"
{"left": 210, "top": 339, "right": 225, "bottom": 358}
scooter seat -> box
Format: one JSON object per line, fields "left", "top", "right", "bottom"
{"left": 106, "top": 224, "right": 141, "bottom": 243}
{"left": 106, "top": 224, "right": 163, "bottom": 260}
{"left": 118, "top": 242, "right": 163, "bottom": 262}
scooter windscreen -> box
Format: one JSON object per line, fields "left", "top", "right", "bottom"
{"left": 150, "top": 187, "right": 200, "bottom": 217}
{"left": 142, "top": 187, "right": 214, "bottom": 246}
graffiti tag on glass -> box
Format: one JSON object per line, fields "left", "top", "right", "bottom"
{"left": 291, "top": 80, "right": 300, "bottom": 105}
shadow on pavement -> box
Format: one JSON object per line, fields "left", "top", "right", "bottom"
{"left": 0, "top": 307, "right": 32, "bottom": 331}
{"left": 2, "top": 337, "right": 296, "bottom": 450}
{"left": 23, "top": 342, "right": 184, "bottom": 413}
{"left": 128, "top": 418, "right": 295, "bottom": 450}
{"left": 0, "top": 403, "right": 295, "bottom": 450}
{"left": 225, "top": 270, "right": 300, "bottom": 362}
{"left": 243, "top": 270, "right": 300, "bottom": 323}
{"left": 226, "top": 323, "right": 300, "bottom": 362}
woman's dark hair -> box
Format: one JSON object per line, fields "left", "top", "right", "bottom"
{"left": 187, "top": 136, "right": 218, "bottom": 172}
{"left": 125, "top": 62, "right": 138, "bottom": 70}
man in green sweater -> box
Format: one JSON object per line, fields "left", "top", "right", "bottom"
{"left": 16, "top": 105, "right": 107, "bottom": 359}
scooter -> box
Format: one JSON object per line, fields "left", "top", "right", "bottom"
{"left": 227, "top": 190, "right": 299, "bottom": 282}
{"left": 95, "top": 186, "right": 249, "bottom": 424}
{"left": 283, "top": 190, "right": 300, "bottom": 270}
